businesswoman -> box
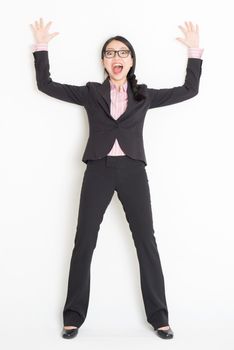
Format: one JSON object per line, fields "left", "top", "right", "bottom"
{"left": 30, "top": 18, "right": 203, "bottom": 340}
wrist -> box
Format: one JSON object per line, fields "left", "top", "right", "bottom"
{"left": 35, "top": 42, "right": 48, "bottom": 46}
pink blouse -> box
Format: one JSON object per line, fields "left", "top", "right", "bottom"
{"left": 32, "top": 44, "right": 204, "bottom": 156}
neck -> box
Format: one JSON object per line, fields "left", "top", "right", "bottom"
{"left": 109, "top": 77, "right": 127, "bottom": 92}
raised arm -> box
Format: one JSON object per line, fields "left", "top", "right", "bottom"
{"left": 30, "top": 18, "right": 88, "bottom": 106}
{"left": 148, "top": 21, "right": 203, "bottom": 109}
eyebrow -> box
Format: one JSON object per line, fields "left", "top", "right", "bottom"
{"left": 106, "top": 47, "right": 128, "bottom": 50}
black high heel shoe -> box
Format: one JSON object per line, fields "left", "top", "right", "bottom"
{"left": 62, "top": 327, "right": 79, "bottom": 339}
{"left": 155, "top": 326, "right": 174, "bottom": 339}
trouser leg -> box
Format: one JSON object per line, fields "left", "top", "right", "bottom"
{"left": 115, "top": 162, "right": 169, "bottom": 330}
{"left": 63, "top": 161, "right": 115, "bottom": 327}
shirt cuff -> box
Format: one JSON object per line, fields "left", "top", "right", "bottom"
{"left": 188, "top": 47, "right": 204, "bottom": 59}
{"left": 32, "top": 43, "right": 48, "bottom": 52}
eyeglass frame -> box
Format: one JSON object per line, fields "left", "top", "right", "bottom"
{"left": 103, "top": 49, "right": 131, "bottom": 58}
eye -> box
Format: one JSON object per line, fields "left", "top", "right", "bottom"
{"left": 106, "top": 51, "right": 113, "bottom": 56}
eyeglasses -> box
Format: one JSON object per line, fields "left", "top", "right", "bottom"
{"left": 104, "top": 49, "right": 131, "bottom": 58}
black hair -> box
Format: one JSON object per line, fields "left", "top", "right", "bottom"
{"left": 101, "top": 35, "right": 146, "bottom": 101}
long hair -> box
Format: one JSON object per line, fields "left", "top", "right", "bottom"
{"left": 101, "top": 35, "right": 146, "bottom": 101}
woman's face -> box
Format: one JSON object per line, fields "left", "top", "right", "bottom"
{"left": 101, "top": 40, "right": 133, "bottom": 85}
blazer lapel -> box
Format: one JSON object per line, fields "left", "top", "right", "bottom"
{"left": 98, "top": 77, "right": 135, "bottom": 122}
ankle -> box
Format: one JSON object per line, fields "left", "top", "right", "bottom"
{"left": 64, "top": 326, "right": 77, "bottom": 330}
{"left": 157, "top": 325, "right": 170, "bottom": 330}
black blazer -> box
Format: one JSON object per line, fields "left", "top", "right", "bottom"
{"left": 32, "top": 51, "right": 203, "bottom": 166}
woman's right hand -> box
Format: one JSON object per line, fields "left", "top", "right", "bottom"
{"left": 30, "top": 17, "right": 59, "bottom": 44}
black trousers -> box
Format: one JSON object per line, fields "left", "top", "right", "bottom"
{"left": 62, "top": 155, "right": 169, "bottom": 330}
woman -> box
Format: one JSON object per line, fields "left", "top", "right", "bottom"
{"left": 30, "top": 18, "right": 203, "bottom": 340}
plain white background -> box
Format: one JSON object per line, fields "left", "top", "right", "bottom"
{"left": 1, "top": 0, "right": 234, "bottom": 349}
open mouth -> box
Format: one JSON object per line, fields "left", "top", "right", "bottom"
{"left": 112, "top": 63, "right": 123, "bottom": 74}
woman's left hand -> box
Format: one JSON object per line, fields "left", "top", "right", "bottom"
{"left": 176, "top": 21, "right": 200, "bottom": 48}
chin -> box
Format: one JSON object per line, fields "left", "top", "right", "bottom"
{"left": 112, "top": 74, "right": 126, "bottom": 80}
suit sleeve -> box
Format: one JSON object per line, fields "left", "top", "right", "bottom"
{"left": 32, "top": 50, "right": 88, "bottom": 106}
{"left": 147, "top": 58, "right": 203, "bottom": 109}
